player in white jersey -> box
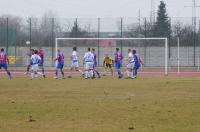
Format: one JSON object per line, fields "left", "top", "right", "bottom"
{"left": 126, "top": 49, "right": 135, "bottom": 79}
{"left": 30, "top": 50, "right": 41, "bottom": 79}
{"left": 83, "top": 48, "right": 94, "bottom": 79}
{"left": 68, "top": 47, "right": 83, "bottom": 78}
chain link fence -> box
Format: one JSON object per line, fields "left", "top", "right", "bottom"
{"left": 0, "top": 17, "right": 200, "bottom": 71}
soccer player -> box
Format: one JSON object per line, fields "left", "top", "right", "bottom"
{"left": 0, "top": 48, "right": 12, "bottom": 79}
{"left": 83, "top": 48, "right": 94, "bottom": 79}
{"left": 54, "top": 49, "right": 65, "bottom": 79}
{"left": 68, "top": 47, "right": 83, "bottom": 78}
{"left": 24, "top": 49, "right": 35, "bottom": 75}
{"left": 103, "top": 54, "right": 114, "bottom": 76}
{"left": 38, "top": 48, "right": 46, "bottom": 78}
{"left": 30, "top": 50, "right": 41, "bottom": 80}
{"left": 114, "top": 48, "right": 123, "bottom": 78}
{"left": 126, "top": 49, "right": 135, "bottom": 79}
{"left": 132, "top": 49, "right": 143, "bottom": 78}
{"left": 91, "top": 48, "right": 100, "bottom": 78}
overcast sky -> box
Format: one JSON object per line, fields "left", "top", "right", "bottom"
{"left": 0, "top": 0, "right": 200, "bottom": 18}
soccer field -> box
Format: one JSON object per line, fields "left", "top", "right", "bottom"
{"left": 0, "top": 76, "right": 200, "bottom": 132}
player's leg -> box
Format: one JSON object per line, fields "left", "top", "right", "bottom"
{"left": 54, "top": 63, "right": 60, "bottom": 79}
{"left": 115, "top": 62, "right": 122, "bottom": 78}
{"left": 76, "top": 62, "right": 84, "bottom": 75}
{"left": 40, "top": 63, "right": 46, "bottom": 78}
{"left": 89, "top": 62, "right": 94, "bottom": 79}
{"left": 126, "top": 63, "right": 134, "bottom": 79}
{"left": 2, "top": 64, "right": 12, "bottom": 79}
{"left": 84, "top": 62, "right": 89, "bottom": 79}
{"left": 103, "top": 64, "right": 108, "bottom": 76}
{"left": 94, "top": 65, "right": 100, "bottom": 78}
{"left": 74, "top": 62, "right": 84, "bottom": 77}
{"left": 24, "top": 63, "right": 31, "bottom": 74}
{"left": 68, "top": 63, "right": 74, "bottom": 78}
{"left": 30, "top": 65, "right": 35, "bottom": 79}
{"left": 110, "top": 65, "right": 114, "bottom": 76}
{"left": 60, "top": 64, "right": 65, "bottom": 79}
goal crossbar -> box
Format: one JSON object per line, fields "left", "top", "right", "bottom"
{"left": 55, "top": 37, "right": 168, "bottom": 76}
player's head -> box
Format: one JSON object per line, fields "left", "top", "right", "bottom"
{"left": 31, "top": 49, "right": 34, "bottom": 53}
{"left": 1, "top": 48, "right": 4, "bottom": 52}
{"left": 73, "top": 47, "right": 77, "bottom": 51}
{"left": 116, "top": 48, "right": 119, "bottom": 51}
{"left": 132, "top": 49, "right": 136, "bottom": 54}
{"left": 88, "top": 48, "right": 91, "bottom": 52}
{"left": 38, "top": 47, "right": 43, "bottom": 53}
{"left": 128, "top": 49, "right": 131, "bottom": 53}
{"left": 34, "top": 50, "right": 38, "bottom": 54}
{"left": 92, "top": 48, "right": 95, "bottom": 53}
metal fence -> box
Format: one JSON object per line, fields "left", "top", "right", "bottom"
{"left": 0, "top": 17, "right": 200, "bottom": 70}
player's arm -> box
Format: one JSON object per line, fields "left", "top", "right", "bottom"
{"left": 139, "top": 57, "right": 144, "bottom": 65}
{"left": 7, "top": 58, "right": 10, "bottom": 65}
{"left": 54, "top": 56, "right": 58, "bottom": 61}
{"left": 103, "top": 58, "right": 106, "bottom": 67}
{"left": 38, "top": 56, "right": 42, "bottom": 63}
{"left": 111, "top": 58, "right": 114, "bottom": 66}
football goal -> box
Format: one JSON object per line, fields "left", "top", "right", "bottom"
{"left": 55, "top": 37, "right": 168, "bottom": 75}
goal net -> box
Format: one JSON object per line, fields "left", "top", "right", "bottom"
{"left": 55, "top": 38, "right": 168, "bottom": 75}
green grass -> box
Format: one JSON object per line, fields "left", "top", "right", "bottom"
{"left": 0, "top": 76, "right": 200, "bottom": 132}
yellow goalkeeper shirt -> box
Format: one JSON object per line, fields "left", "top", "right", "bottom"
{"left": 104, "top": 57, "right": 113, "bottom": 65}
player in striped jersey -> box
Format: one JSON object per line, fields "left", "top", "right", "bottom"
{"left": 132, "top": 49, "right": 143, "bottom": 78}
{"left": 114, "top": 48, "right": 123, "bottom": 79}
{"left": 54, "top": 49, "right": 65, "bottom": 79}
{"left": 92, "top": 48, "right": 100, "bottom": 78}
{"left": 0, "top": 48, "right": 12, "bottom": 79}
{"left": 38, "top": 48, "right": 46, "bottom": 78}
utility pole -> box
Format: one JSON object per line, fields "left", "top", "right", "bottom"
{"left": 150, "top": 0, "right": 156, "bottom": 25}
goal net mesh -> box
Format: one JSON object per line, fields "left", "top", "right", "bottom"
{"left": 56, "top": 38, "right": 167, "bottom": 74}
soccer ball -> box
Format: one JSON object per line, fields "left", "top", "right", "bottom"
{"left": 26, "top": 41, "right": 30, "bottom": 45}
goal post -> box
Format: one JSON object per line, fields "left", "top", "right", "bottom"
{"left": 55, "top": 37, "right": 168, "bottom": 75}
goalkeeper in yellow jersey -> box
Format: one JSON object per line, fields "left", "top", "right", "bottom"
{"left": 103, "top": 54, "right": 114, "bottom": 76}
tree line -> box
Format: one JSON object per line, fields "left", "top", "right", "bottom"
{"left": 0, "top": 0, "right": 199, "bottom": 47}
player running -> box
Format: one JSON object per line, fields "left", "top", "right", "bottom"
{"left": 38, "top": 48, "right": 46, "bottom": 78}
{"left": 54, "top": 49, "right": 65, "bottom": 79}
{"left": 68, "top": 47, "right": 83, "bottom": 78}
{"left": 103, "top": 54, "right": 114, "bottom": 76}
{"left": 0, "top": 48, "right": 12, "bottom": 79}
{"left": 91, "top": 48, "right": 100, "bottom": 78}
{"left": 132, "top": 49, "right": 143, "bottom": 78}
{"left": 114, "top": 48, "right": 123, "bottom": 79}
{"left": 83, "top": 48, "right": 94, "bottom": 79}
{"left": 30, "top": 50, "right": 41, "bottom": 80}
{"left": 126, "top": 49, "right": 135, "bottom": 79}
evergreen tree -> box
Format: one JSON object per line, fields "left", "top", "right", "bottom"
{"left": 69, "top": 20, "right": 88, "bottom": 38}
{"left": 154, "top": 1, "right": 171, "bottom": 37}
